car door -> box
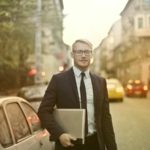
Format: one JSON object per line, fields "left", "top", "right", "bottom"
{"left": 5, "top": 101, "right": 40, "bottom": 150}
{"left": 21, "top": 102, "right": 53, "bottom": 150}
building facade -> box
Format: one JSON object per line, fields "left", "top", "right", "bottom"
{"left": 117, "top": 0, "right": 150, "bottom": 85}
{"left": 93, "top": 0, "right": 150, "bottom": 86}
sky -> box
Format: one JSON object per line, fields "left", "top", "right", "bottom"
{"left": 63, "top": 0, "right": 128, "bottom": 48}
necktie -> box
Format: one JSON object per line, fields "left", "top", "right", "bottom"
{"left": 80, "top": 72, "right": 88, "bottom": 135}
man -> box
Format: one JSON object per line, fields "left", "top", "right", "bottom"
{"left": 38, "top": 39, "right": 117, "bottom": 150}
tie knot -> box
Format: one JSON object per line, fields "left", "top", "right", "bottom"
{"left": 81, "top": 72, "right": 85, "bottom": 78}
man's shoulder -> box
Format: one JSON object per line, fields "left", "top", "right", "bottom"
{"left": 53, "top": 68, "right": 73, "bottom": 78}
{"left": 90, "top": 72, "right": 106, "bottom": 81}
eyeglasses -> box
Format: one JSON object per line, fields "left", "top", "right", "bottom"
{"left": 73, "top": 50, "right": 92, "bottom": 56}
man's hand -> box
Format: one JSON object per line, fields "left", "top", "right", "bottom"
{"left": 59, "top": 133, "right": 76, "bottom": 147}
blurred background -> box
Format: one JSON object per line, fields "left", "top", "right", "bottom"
{"left": 0, "top": 0, "right": 150, "bottom": 94}
{"left": 0, "top": 0, "right": 150, "bottom": 149}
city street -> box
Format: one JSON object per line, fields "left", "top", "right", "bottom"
{"left": 1, "top": 1, "right": 150, "bottom": 150}
{"left": 110, "top": 96, "right": 150, "bottom": 150}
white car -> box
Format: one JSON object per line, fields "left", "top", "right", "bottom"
{"left": 0, "top": 96, "right": 53, "bottom": 150}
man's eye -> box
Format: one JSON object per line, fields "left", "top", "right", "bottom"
{"left": 78, "top": 50, "right": 83, "bottom": 54}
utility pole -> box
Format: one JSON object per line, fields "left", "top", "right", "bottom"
{"left": 35, "top": 0, "right": 42, "bottom": 84}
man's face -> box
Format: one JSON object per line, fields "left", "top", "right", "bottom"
{"left": 71, "top": 42, "right": 92, "bottom": 71}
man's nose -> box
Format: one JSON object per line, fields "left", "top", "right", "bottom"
{"left": 81, "top": 52, "right": 86, "bottom": 56}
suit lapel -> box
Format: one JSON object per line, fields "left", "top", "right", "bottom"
{"left": 67, "top": 68, "right": 80, "bottom": 107}
{"left": 90, "top": 73, "right": 98, "bottom": 105}
{"left": 90, "top": 73, "right": 102, "bottom": 115}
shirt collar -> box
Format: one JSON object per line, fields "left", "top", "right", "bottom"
{"left": 73, "top": 66, "right": 90, "bottom": 78}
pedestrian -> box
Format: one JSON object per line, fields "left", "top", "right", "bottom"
{"left": 38, "top": 39, "right": 117, "bottom": 150}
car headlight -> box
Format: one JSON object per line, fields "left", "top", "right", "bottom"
{"left": 143, "top": 85, "right": 148, "bottom": 91}
{"left": 126, "top": 84, "right": 133, "bottom": 90}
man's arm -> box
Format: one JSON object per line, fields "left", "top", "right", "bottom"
{"left": 38, "top": 75, "right": 77, "bottom": 147}
{"left": 37, "top": 75, "right": 65, "bottom": 140}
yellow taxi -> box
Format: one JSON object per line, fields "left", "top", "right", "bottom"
{"left": 106, "top": 78, "right": 124, "bottom": 101}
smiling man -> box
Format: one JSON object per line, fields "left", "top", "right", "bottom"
{"left": 38, "top": 39, "right": 117, "bottom": 150}
{"left": 71, "top": 40, "right": 92, "bottom": 71}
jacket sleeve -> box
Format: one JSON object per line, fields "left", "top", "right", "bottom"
{"left": 102, "top": 79, "right": 117, "bottom": 150}
{"left": 37, "top": 75, "right": 65, "bottom": 141}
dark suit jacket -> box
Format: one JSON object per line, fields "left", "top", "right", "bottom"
{"left": 38, "top": 68, "right": 117, "bottom": 150}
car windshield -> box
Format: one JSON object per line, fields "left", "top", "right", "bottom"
{"left": 107, "top": 79, "right": 121, "bottom": 85}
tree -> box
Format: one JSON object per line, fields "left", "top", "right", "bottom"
{"left": 0, "top": 0, "right": 36, "bottom": 90}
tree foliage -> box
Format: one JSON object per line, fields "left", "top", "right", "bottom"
{"left": 0, "top": 0, "right": 36, "bottom": 91}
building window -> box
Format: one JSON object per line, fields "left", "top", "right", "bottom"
{"left": 144, "top": 0, "right": 150, "bottom": 9}
{"left": 144, "top": 0, "right": 150, "bottom": 4}
{"left": 138, "top": 17, "right": 144, "bottom": 29}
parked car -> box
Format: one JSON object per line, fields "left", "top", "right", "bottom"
{"left": 125, "top": 80, "right": 148, "bottom": 97}
{"left": 0, "top": 96, "right": 53, "bottom": 150}
{"left": 17, "top": 83, "right": 48, "bottom": 101}
{"left": 106, "top": 78, "right": 124, "bottom": 101}
{"left": 17, "top": 84, "right": 48, "bottom": 111}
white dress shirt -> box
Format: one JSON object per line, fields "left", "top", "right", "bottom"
{"left": 73, "top": 66, "right": 96, "bottom": 134}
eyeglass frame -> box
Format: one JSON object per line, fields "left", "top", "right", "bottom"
{"left": 73, "top": 50, "right": 92, "bottom": 56}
